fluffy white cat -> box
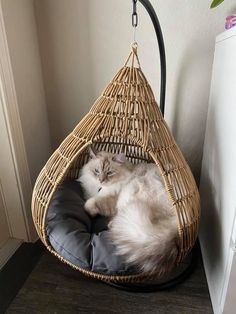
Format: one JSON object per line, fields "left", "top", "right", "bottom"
{"left": 78, "top": 147, "right": 178, "bottom": 274}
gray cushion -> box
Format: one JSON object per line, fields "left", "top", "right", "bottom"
{"left": 46, "top": 180, "right": 134, "bottom": 275}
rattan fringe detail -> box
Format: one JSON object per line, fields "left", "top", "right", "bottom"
{"left": 31, "top": 47, "right": 200, "bottom": 283}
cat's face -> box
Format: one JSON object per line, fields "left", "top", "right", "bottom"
{"left": 86, "top": 150, "right": 132, "bottom": 186}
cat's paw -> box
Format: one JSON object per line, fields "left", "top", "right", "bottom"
{"left": 84, "top": 198, "right": 99, "bottom": 216}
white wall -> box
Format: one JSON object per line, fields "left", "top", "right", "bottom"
{"left": 34, "top": 0, "right": 235, "bottom": 180}
{"left": 34, "top": 0, "right": 92, "bottom": 150}
{"left": 2, "top": 0, "right": 52, "bottom": 184}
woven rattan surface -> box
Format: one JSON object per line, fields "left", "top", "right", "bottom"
{"left": 31, "top": 47, "right": 200, "bottom": 283}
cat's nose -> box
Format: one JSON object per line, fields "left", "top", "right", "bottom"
{"left": 99, "top": 175, "right": 105, "bottom": 183}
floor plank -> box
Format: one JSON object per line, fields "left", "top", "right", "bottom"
{"left": 6, "top": 251, "right": 213, "bottom": 314}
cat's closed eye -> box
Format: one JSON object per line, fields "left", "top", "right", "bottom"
{"left": 107, "top": 171, "right": 114, "bottom": 176}
{"left": 94, "top": 169, "right": 99, "bottom": 174}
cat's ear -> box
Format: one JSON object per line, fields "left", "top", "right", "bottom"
{"left": 112, "top": 153, "right": 126, "bottom": 164}
{"left": 88, "top": 146, "right": 98, "bottom": 159}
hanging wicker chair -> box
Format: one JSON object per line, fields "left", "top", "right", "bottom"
{"left": 31, "top": 47, "right": 200, "bottom": 283}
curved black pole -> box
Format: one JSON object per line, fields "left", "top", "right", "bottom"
{"left": 138, "top": 0, "right": 166, "bottom": 116}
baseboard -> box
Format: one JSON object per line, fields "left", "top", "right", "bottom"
{"left": 0, "top": 238, "right": 22, "bottom": 270}
{"left": 0, "top": 240, "right": 44, "bottom": 314}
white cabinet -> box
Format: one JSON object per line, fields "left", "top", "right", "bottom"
{"left": 200, "top": 28, "right": 236, "bottom": 314}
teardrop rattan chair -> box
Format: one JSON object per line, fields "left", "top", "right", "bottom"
{"left": 31, "top": 47, "right": 200, "bottom": 283}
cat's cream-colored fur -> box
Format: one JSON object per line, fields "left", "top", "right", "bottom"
{"left": 78, "top": 148, "right": 178, "bottom": 273}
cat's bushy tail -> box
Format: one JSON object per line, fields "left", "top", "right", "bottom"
{"left": 110, "top": 201, "right": 178, "bottom": 274}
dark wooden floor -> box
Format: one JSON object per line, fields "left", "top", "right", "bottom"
{"left": 6, "top": 251, "right": 213, "bottom": 314}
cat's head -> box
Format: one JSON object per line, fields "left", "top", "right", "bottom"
{"left": 85, "top": 147, "right": 132, "bottom": 185}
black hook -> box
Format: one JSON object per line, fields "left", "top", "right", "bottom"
{"left": 132, "top": 0, "right": 138, "bottom": 27}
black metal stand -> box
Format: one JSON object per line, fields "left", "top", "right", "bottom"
{"left": 139, "top": 0, "right": 166, "bottom": 116}
{"left": 104, "top": 0, "right": 198, "bottom": 293}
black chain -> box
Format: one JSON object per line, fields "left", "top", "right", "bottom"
{"left": 132, "top": 0, "right": 138, "bottom": 27}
